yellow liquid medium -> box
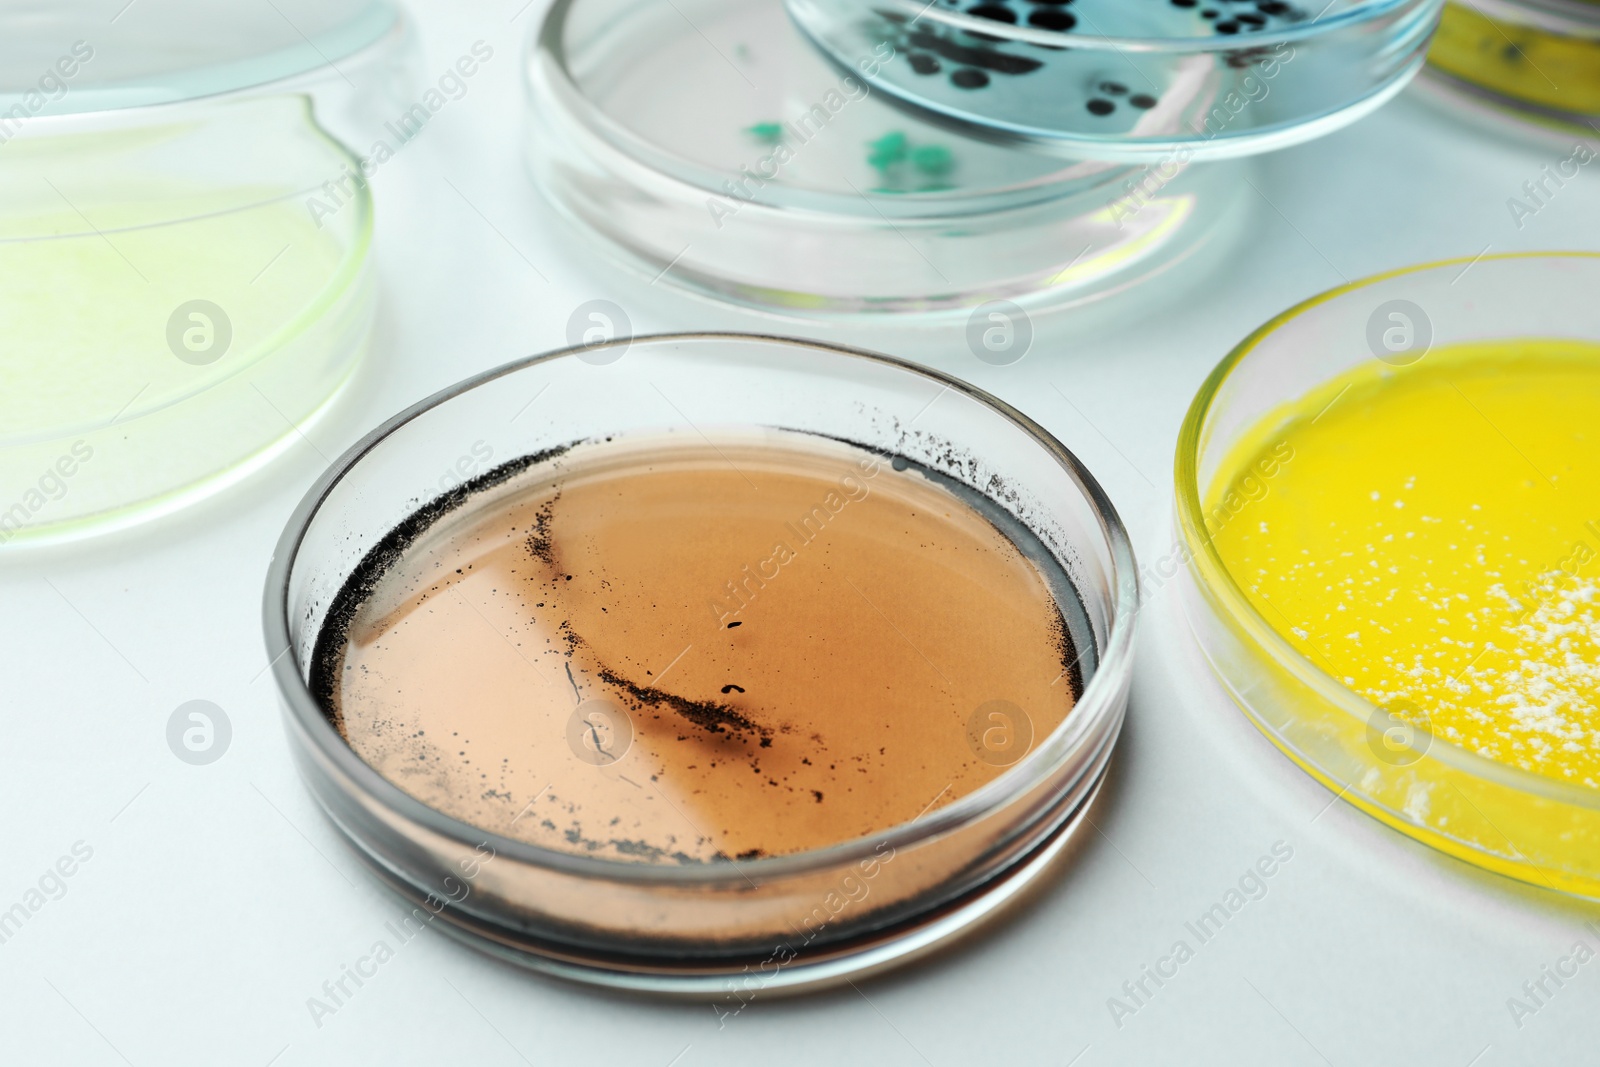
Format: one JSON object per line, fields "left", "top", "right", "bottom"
{"left": 1209, "top": 341, "right": 1600, "bottom": 788}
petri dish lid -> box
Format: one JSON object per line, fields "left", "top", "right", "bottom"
{"left": 0, "top": 0, "right": 402, "bottom": 116}
{"left": 785, "top": 0, "right": 1446, "bottom": 160}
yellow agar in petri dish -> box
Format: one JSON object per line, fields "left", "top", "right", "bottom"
{"left": 1208, "top": 340, "right": 1600, "bottom": 789}
{"left": 1429, "top": 2, "right": 1600, "bottom": 118}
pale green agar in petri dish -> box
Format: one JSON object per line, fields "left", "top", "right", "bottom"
{"left": 0, "top": 96, "right": 374, "bottom": 544}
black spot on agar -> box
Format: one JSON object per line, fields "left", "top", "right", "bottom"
{"left": 1027, "top": 8, "right": 1076, "bottom": 29}
{"left": 968, "top": 2, "right": 1017, "bottom": 21}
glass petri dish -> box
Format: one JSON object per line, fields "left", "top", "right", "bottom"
{"left": 785, "top": 0, "right": 1444, "bottom": 161}
{"left": 1423, "top": 0, "right": 1600, "bottom": 130}
{"left": 263, "top": 334, "right": 1137, "bottom": 993}
{"left": 0, "top": 2, "right": 408, "bottom": 546}
{"left": 1176, "top": 253, "right": 1600, "bottom": 900}
{"left": 524, "top": 0, "right": 1248, "bottom": 316}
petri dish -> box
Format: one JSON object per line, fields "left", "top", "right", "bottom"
{"left": 1424, "top": 0, "right": 1600, "bottom": 130}
{"left": 785, "top": 0, "right": 1445, "bottom": 161}
{"left": 0, "top": 1, "right": 408, "bottom": 546}
{"left": 1176, "top": 253, "right": 1600, "bottom": 899}
{"left": 524, "top": 0, "right": 1248, "bottom": 316}
{"left": 263, "top": 334, "right": 1137, "bottom": 992}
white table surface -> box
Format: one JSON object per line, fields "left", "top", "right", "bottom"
{"left": 6, "top": 3, "right": 1600, "bottom": 1064}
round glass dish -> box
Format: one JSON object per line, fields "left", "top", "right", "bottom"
{"left": 1424, "top": 0, "right": 1600, "bottom": 129}
{"left": 0, "top": 2, "right": 406, "bottom": 546}
{"left": 1176, "top": 253, "right": 1600, "bottom": 900}
{"left": 524, "top": 0, "right": 1247, "bottom": 316}
{"left": 786, "top": 0, "right": 1444, "bottom": 161}
{"left": 264, "top": 333, "right": 1137, "bottom": 993}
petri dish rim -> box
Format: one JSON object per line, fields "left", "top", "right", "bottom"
{"left": 1174, "top": 250, "right": 1600, "bottom": 815}
{"left": 264, "top": 331, "right": 1140, "bottom": 889}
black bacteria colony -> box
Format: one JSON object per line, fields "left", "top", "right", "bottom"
{"left": 872, "top": 0, "right": 1309, "bottom": 115}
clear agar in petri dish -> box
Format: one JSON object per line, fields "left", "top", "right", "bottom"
{"left": 0, "top": 1, "right": 410, "bottom": 546}
{"left": 525, "top": 0, "right": 1248, "bottom": 316}
{"left": 264, "top": 334, "right": 1138, "bottom": 992}
{"left": 786, "top": 0, "right": 1445, "bottom": 161}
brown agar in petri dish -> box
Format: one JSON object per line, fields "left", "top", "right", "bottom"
{"left": 311, "top": 430, "right": 1083, "bottom": 863}
{"left": 267, "top": 333, "right": 1137, "bottom": 989}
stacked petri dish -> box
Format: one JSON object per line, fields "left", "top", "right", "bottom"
{"left": 0, "top": 0, "right": 413, "bottom": 545}
{"left": 523, "top": 0, "right": 1446, "bottom": 316}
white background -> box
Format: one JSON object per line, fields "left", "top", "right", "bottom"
{"left": 5, "top": 1, "right": 1600, "bottom": 1064}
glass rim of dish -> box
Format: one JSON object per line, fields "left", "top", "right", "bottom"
{"left": 264, "top": 330, "right": 1140, "bottom": 886}
{"left": 864, "top": 0, "right": 1428, "bottom": 51}
{"left": 1175, "top": 249, "right": 1600, "bottom": 811}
